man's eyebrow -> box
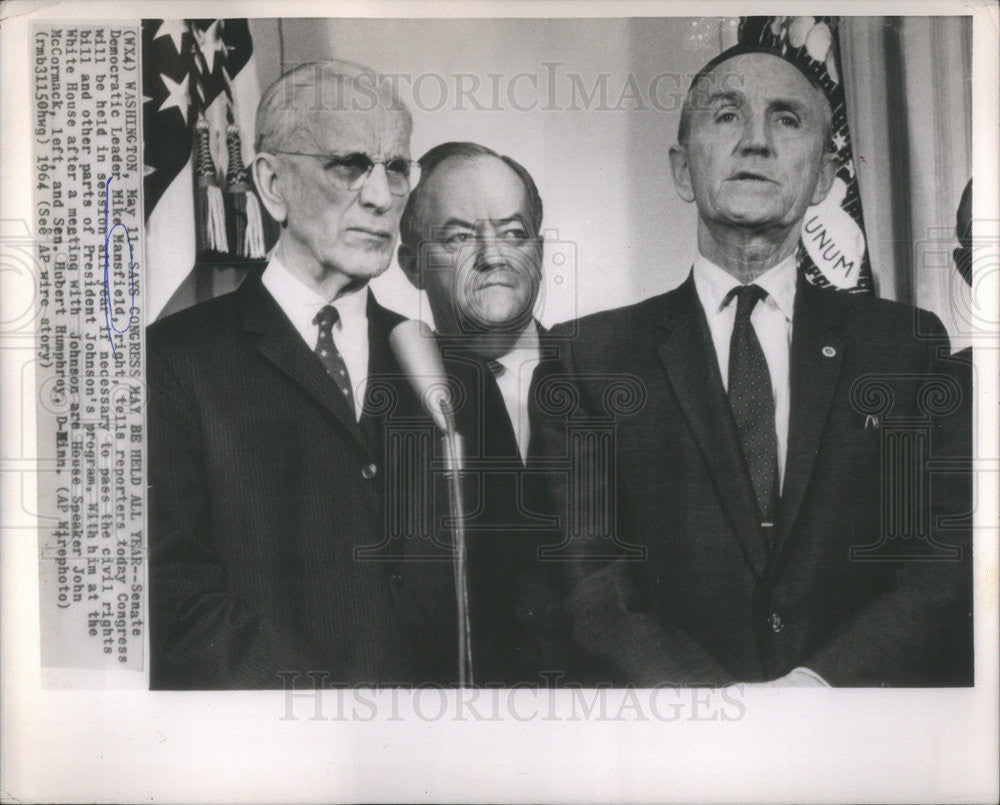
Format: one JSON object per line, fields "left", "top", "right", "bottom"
{"left": 314, "top": 150, "right": 410, "bottom": 161}
{"left": 438, "top": 216, "right": 527, "bottom": 229}
{"left": 768, "top": 98, "right": 811, "bottom": 115}
{"left": 495, "top": 216, "right": 527, "bottom": 227}
{"left": 702, "top": 90, "right": 743, "bottom": 108}
{"left": 302, "top": 150, "right": 364, "bottom": 162}
{"left": 438, "top": 217, "right": 476, "bottom": 229}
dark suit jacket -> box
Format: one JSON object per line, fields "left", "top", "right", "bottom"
{"left": 438, "top": 328, "right": 571, "bottom": 685}
{"left": 533, "top": 273, "right": 972, "bottom": 687}
{"left": 148, "top": 268, "right": 459, "bottom": 689}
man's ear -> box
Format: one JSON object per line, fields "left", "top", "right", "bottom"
{"left": 810, "top": 150, "right": 839, "bottom": 206}
{"left": 251, "top": 152, "right": 288, "bottom": 224}
{"left": 397, "top": 244, "right": 422, "bottom": 289}
{"left": 669, "top": 144, "right": 695, "bottom": 203}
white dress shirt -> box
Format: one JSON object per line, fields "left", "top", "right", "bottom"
{"left": 692, "top": 252, "right": 797, "bottom": 489}
{"left": 262, "top": 256, "right": 370, "bottom": 421}
{"left": 491, "top": 323, "right": 542, "bottom": 464}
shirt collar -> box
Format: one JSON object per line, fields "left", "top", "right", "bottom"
{"left": 692, "top": 251, "right": 797, "bottom": 321}
{"left": 262, "top": 255, "right": 369, "bottom": 342}
{"left": 494, "top": 321, "right": 541, "bottom": 374}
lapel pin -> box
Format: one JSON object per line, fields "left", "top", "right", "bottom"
{"left": 822, "top": 346, "right": 837, "bottom": 358}
{"left": 865, "top": 414, "right": 881, "bottom": 429}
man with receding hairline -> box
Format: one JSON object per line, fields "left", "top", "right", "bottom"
{"left": 147, "top": 61, "right": 461, "bottom": 689}
{"left": 397, "top": 141, "right": 571, "bottom": 683}
{"left": 536, "top": 45, "right": 970, "bottom": 687}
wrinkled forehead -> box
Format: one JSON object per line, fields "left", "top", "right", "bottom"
{"left": 258, "top": 66, "right": 412, "bottom": 155}
{"left": 691, "top": 52, "right": 826, "bottom": 111}
{"left": 294, "top": 104, "right": 412, "bottom": 156}
{"left": 429, "top": 157, "right": 529, "bottom": 214}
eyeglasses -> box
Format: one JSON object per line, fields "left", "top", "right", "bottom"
{"left": 273, "top": 150, "right": 421, "bottom": 196}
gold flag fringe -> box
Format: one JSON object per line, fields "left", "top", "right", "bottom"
{"left": 194, "top": 112, "right": 229, "bottom": 254}
{"left": 224, "top": 121, "right": 266, "bottom": 258}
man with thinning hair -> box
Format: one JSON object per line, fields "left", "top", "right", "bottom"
{"left": 397, "top": 141, "right": 570, "bottom": 684}
{"left": 535, "top": 45, "right": 971, "bottom": 686}
{"left": 148, "top": 61, "right": 460, "bottom": 689}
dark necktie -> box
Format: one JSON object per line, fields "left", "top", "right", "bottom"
{"left": 481, "top": 358, "right": 520, "bottom": 460}
{"left": 725, "top": 284, "right": 779, "bottom": 526}
{"left": 313, "top": 305, "right": 355, "bottom": 413}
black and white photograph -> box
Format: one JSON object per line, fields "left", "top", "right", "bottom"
{"left": 1, "top": 1, "right": 998, "bottom": 802}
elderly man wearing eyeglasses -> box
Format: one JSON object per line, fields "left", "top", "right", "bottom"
{"left": 146, "top": 60, "right": 463, "bottom": 690}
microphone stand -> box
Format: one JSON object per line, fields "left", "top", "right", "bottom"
{"left": 388, "top": 320, "right": 474, "bottom": 686}
{"left": 440, "top": 410, "right": 473, "bottom": 687}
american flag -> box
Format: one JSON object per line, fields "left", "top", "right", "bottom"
{"left": 142, "top": 19, "right": 276, "bottom": 320}
{"left": 734, "top": 16, "right": 875, "bottom": 294}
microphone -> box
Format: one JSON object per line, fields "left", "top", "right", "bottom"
{"left": 388, "top": 319, "right": 473, "bottom": 686}
{"left": 388, "top": 319, "right": 455, "bottom": 432}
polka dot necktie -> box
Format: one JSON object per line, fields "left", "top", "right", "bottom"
{"left": 313, "top": 305, "right": 355, "bottom": 411}
{"left": 725, "top": 284, "right": 779, "bottom": 527}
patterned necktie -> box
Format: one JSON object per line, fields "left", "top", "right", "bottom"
{"left": 313, "top": 305, "right": 355, "bottom": 412}
{"left": 725, "top": 284, "right": 779, "bottom": 526}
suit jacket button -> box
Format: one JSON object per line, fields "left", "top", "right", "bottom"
{"left": 390, "top": 571, "right": 403, "bottom": 584}
{"left": 361, "top": 462, "right": 378, "bottom": 480}
{"left": 768, "top": 613, "right": 784, "bottom": 633}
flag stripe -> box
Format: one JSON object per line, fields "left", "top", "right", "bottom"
{"left": 146, "top": 159, "right": 197, "bottom": 319}
{"left": 143, "top": 18, "right": 273, "bottom": 320}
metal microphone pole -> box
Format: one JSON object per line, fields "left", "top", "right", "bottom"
{"left": 440, "top": 414, "right": 473, "bottom": 687}
{"left": 388, "top": 320, "right": 474, "bottom": 687}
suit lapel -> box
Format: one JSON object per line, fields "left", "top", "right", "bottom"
{"left": 657, "top": 275, "right": 769, "bottom": 575}
{"left": 360, "top": 293, "right": 411, "bottom": 447}
{"left": 237, "top": 271, "right": 368, "bottom": 455}
{"left": 772, "top": 277, "right": 845, "bottom": 554}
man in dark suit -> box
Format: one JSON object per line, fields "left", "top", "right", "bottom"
{"left": 936, "top": 178, "right": 975, "bottom": 685}
{"left": 148, "top": 61, "right": 459, "bottom": 689}
{"left": 397, "top": 142, "right": 568, "bottom": 684}
{"left": 534, "top": 45, "right": 971, "bottom": 686}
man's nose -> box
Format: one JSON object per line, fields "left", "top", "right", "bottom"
{"left": 357, "top": 163, "right": 394, "bottom": 213}
{"left": 738, "top": 111, "right": 772, "bottom": 155}
{"left": 474, "top": 234, "right": 506, "bottom": 269}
